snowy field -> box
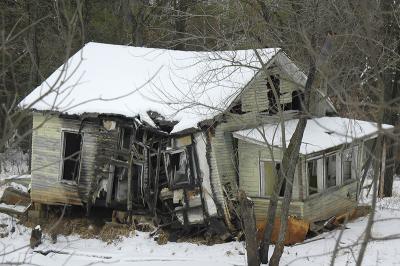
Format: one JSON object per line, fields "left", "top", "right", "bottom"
{"left": 1, "top": 177, "right": 400, "bottom": 265}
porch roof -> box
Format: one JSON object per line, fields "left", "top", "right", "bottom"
{"left": 232, "top": 116, "right": 393, "bottom": 155}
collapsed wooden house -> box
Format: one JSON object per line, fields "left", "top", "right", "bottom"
{"left": 22, "top": 42, "right": 391, "bottom": 230}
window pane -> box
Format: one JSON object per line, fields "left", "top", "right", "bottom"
{"left": 307, "top": 160, "right": 318, "bottom": 195}
{"left": 325, "top": 155, "right": 336, "bottom": 188}
{"left": 262, "top": 161, "right": 279, "bottom": 196}
{"left": 342, "top": 149, "right": 353, "bottom": 181}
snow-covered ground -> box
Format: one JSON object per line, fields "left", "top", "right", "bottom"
{"left": 1, "top": 177, "right": 400, "bottom": 265}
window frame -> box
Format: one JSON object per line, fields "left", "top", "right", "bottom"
{"left": 306, "top": 155, "right": 323, "bottom": 197}
{"left": 59, "top": 129, "right": 84, "bottom": 183}
{"left": 259, "top": 159, "right": 282, "bottom": 198}
{"left": 324, "top": 152, "right": 339, "bottom": 189}
{"left": 341, "top": 145, "right": 358, "bottom": 183}
{"left": 164, "top": 147, "right": 195, "bottom": 189}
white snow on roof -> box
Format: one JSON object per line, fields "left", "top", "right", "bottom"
{"left": 21, "top": 42, "right": 279, "bottom": 133}
{"left": 233, "top": 117, "right": 393, "bottom": 155}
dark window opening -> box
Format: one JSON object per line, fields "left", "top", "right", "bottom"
{"left": 307, "top": 160, "right": 318, "bottom": 195}
{"left": 276, "top": 163, "right": 286, "bottom": 197}
{"left": 267, "top": 75, "right": 280, "bottom": 114}
{"left": 132, "top": 163, "right": 144, "bottom": 201}
{"left": 230, "top": 102, "right": 244, "bottom": 114}
{"left": 62, "top": 132, "right": 82, "bottom": 181}
{"left": 121, "top": 127, "right": 133, "bottom": 150}
{"left": 292, "top": 90, "right": 304, "bottom": 111}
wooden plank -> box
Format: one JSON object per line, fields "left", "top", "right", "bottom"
{"left": 127, "top": 152, "right": 133, "bottom": 212}
{"left": 153, "top": 145, "right": 161, "bottom": 215}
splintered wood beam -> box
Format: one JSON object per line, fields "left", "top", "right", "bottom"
{"left": 153, "top": 145, "right": 162, "bottom": 215}
{"left": 110, "top": 158, "right": 145, "bottom": 167}
{"left": 127, "top": 151, "right": 133, "bottom": 212}
{"left": 106, "top": 163, "right": 115, "bottom": 206}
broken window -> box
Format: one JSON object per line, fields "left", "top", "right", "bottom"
{"left": 61, "top": 131, "right": 82, "bottom": 181}
{"left": 325, "top": 154, "right": 337, "bottom": 188}
{"left": 342, "top": 147, "right": 357, "bottom": 182}
{"left": 120, "top": 127, "right": 133, "bottom": 150}
{"left": 260, "top": 161, "right": 282, "bottom": 197}
{"left": 292, "top": 90, "right": 304, "bottom": 111}
{"left": 307, "top": 159, "right": 318, "bottom": 195}
{"left": 132, "top": 162, "right": 144, "bottom": 200}
{"left": 165, "top": 149, "right": 192, "bottom": 188}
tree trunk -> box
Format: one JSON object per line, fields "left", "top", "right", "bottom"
{"left": 174, "top": 0, "right": 191, "bottom": 50}
{"left": 259, "top": 172, "right": 283, "bottom": 264}
{"left": 26, "top": 0, "right": 40, "bottom": 86}
{"left": 380, "top": 0, "right": 400, "bottom": 196}
{"left": 268, "top": 51, "right": 316, "bottom": 266}
{"left": 239, "top": 190, "right": 260, "bottom": 266}
{"left": 268, "top": 118, "right": 308, "bottom": 266}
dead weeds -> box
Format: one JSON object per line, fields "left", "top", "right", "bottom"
{"left": 23, "top": 214, "right": 135, "bottom": 244}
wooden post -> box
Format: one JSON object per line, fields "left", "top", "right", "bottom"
{"left": 238, "top": 190, "right": 260, "bottom": 266}
{"left": 379, "top": 138, "right": 387, "bottom": 198}
{"left": 127, "top": 151, "right": 133, "bottom": 214}
{"left": 153, "top": 145, "right": 161, "bottom": 215}
{"left": 106, "top": 163, "right": 115, "bottom": 206}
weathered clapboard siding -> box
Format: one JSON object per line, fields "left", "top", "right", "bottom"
{"left": 251, "top": 197, "right": 304, "bottom": 222}
{"left": 31, "top": 113, "right": 81, "bottom": 205}
{"left": 241, "top": 66, "right": 301, "bottom": 113}
{"left": 237, "top": 139, "right": 302, "bottom": 200}
{"left": 209, "top": 112, "right": 301, "bottom": 220}
{"left": 303, "top": 180, "right": 358, "bottom": 222}
{"left": 31, "top": 113, "right": 113, "bottom": 206}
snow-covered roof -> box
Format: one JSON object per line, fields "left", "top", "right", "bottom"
{"left": 21, "top": 42, "right": 280, "bottom": 133}
{"left": 233, "top": 117, "right": 393, "bottom": 155}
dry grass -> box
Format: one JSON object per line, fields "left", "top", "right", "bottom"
{"left": 156, "top": 229, "right": 169, "bottom": 245}
{"left": 99, "top": 223, "right": 135, "bottom": 244}
{"left": 23, "top": 214, "right": 135, "bottom": 244}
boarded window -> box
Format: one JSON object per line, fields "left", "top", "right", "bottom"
{"left": 325, "top": 154, "right": 337, "bottom": 188}
{"left": 61, "top": 131, "right": 82, "bottom": 181}
{"left": 307, "top": 160, "right": 318, "bottom": 195}
{"left": 260, "top": 161, "right": 281, "bottom": 197}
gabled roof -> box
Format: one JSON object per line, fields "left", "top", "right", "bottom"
{"left": 233, "top": 117, "right": 393, "bottom": 155}
{"left": 21, "top": 42, "right": 280, "bottom": 133}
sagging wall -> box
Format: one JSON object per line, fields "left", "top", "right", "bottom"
{"left": 236, "top": 139, "right": 304, "bottom": 221}
{"left": 166, "top": 132, "right": 219, "bottom": 225}
{"left": 31, "top": 113, "right": 106, "bottom": 205}
{"left": 303, "top": 181, "right": 358, "bottom": 221}
{"left": 252, "top": 198, "right": 304, "bottom": 223}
